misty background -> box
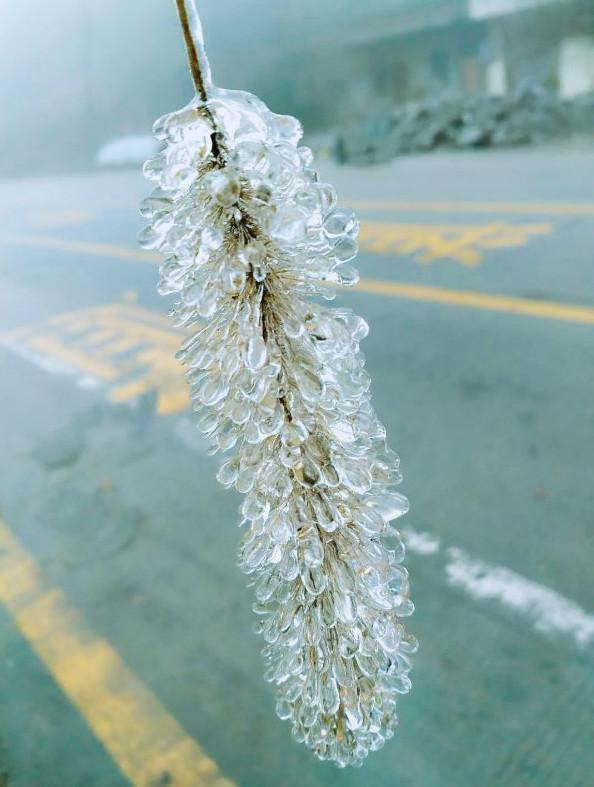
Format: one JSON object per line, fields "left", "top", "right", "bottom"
{"left": 1, "top": 0, "right": 593, "bottom": 175}
{"left": 0, "top": 0, "right": 388, "bottom": 174}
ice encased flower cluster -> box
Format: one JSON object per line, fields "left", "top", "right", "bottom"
{"left": 140, "top": 87, "right": 416, "bottom": 767}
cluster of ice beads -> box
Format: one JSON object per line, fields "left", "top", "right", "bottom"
{"left": 141, "top": 86, "right": 416, "bottom": 767}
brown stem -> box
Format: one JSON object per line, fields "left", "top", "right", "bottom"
{"left": 174, "top": 0, "right": 209, "bottom": 102}
{"left": 174, "top": 0, "right": 222, "bottom": 159}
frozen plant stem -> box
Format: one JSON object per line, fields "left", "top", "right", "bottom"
{"left": 174, "top": 0, "right": 209, "bottom": 101}
{"left": 140, "top": 0, "right": 417, "bottom": 767}
{"left": 174, "top": 0, "right": 221, "bottom": 159}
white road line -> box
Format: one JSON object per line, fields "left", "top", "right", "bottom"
{"left": 403, "top": 527, "right": 594, "bottom": 647}
{"left": 446, "top": 548, "right": 594, "bottom": 646}
{"left": 402, "top": 527, "right": 440, "bottom": 555}
{"left": 1, "top": 338, "right": 101, "bottom": 390}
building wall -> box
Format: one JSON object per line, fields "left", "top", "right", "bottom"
{"left": 255, "top": 0, "right": 594, "bottom": 133}
{"left": 495, "top": 0, "right": 594, "bottom": 93}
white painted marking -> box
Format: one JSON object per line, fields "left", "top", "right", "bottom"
{"left": 445, "top": 547, "right": 594, "bottom": 646}
{"left": 402, "top": 526, "right": 441, "bottom": 555}
{"left": 402, "top": 527, "right": 594, "bottom": 648}
{"left": 1, "top": 340, "right": 87, "bottom": 380}
{"left": 1, "top": 339, "right": 102, "bottom": 392}
{"left": 76, "top": 376, "right": 102, "bottom": 391}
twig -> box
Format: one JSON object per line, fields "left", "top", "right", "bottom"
{"left": 174, "top": 0, "right": 222, "bottom": 158}
{"left": 174, "top": 0, "right": 209, "bottom": 101}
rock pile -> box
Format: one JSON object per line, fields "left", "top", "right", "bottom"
{"left": 334, "top": 84, "right": 593, "bottom": 164}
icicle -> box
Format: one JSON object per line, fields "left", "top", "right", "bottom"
{"left": 141, "top": 0, "right": 416, "bottom": 767}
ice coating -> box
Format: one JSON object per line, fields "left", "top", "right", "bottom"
{"left": 140, "top": 87, "right": 416, "bottom": 767}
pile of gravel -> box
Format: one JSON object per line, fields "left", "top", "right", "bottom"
{"left": 333, "top": 84, "right": 594, "bottom": 164}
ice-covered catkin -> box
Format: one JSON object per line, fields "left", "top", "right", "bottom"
{"left": 140, "top": 87, "right": 417, "bottom": 767}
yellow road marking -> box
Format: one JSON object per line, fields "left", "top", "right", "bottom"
{"left": 3, "top": 282, "right": 594, "bottom": 429}
{"left": 1, "top": 304, "right": 188, "bottom": 415}
{"left": 0, "top": 232, "right": 157, "bottom": 264}
{"left": 1, "top": 232, "right": 594, "bottom": 326}
{"left": 0, "top": 517, "right": 235, "bottom": 787}
{"left": 356, "top": 279, "right": 594, "bottom": 325}
{"left": 1, "top": 222, "right": 555, "bottom": 267}
{"left": 26, "top": 335, "right": 120, "bottom": 380}
{"left": 358, "top": 220, "right": 551, "bottom": 265}
{"left": 30, "top": 209, "right": 96, "bottom": 228}
{"left": 349, "top": 199, "right": 594, "bottom": 216}
{"left": 2, "top": 279, "right": 593, "bottom": 424}
{"left": 49, "top": 301, "right": 174, "bottom": 330}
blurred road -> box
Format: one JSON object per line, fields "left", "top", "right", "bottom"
{"left": 0, "top": 146, "right": 593, "bottom": 786}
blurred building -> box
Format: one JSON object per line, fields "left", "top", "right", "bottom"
{"left": 2, "top": 0, "right": 593, "bottom": 175}
{"left": 470, "top": 0, "right": 594, "bottom": 97}
{"left": 272, "top": 0, "right": 594, "bottom": 127}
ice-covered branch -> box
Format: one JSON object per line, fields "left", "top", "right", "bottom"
{"left": 141, "top": 23, "right": 416, "bottom": 765}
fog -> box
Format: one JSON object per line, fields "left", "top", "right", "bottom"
{"left": 0, "top": 0, "right": 413, "bottom": 175}
{"left": 1, "top": 1, "right": 592, "bottom": 175}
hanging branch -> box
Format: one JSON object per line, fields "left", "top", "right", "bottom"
{"left": 139, "top": 0, "right": 417, "bottom": 767}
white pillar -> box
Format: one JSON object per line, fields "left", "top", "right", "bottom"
{"left": 559, "top": 37, "right": 594, "bottom": 98}
{"left": 486, "top": 58, "right": 508, "bottom": 95}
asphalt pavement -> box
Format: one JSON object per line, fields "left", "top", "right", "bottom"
{"left": 0, "top": 144, "right": 593, "bottom": 787}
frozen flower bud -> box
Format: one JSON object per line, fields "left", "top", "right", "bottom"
{"left": 252, "top": 182, "right": 274, "bottom": 206}
{"left": 238, "top": 243, "right": 268, "bottom": 282}
{"left": 252, "top": 264, "right": 266, "bottom": 283}
{"left": 223, "top": 258, "right": 247, "bottom": 293}
{"left": 204, "top": 168, "right": 241, "bottom": 207}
